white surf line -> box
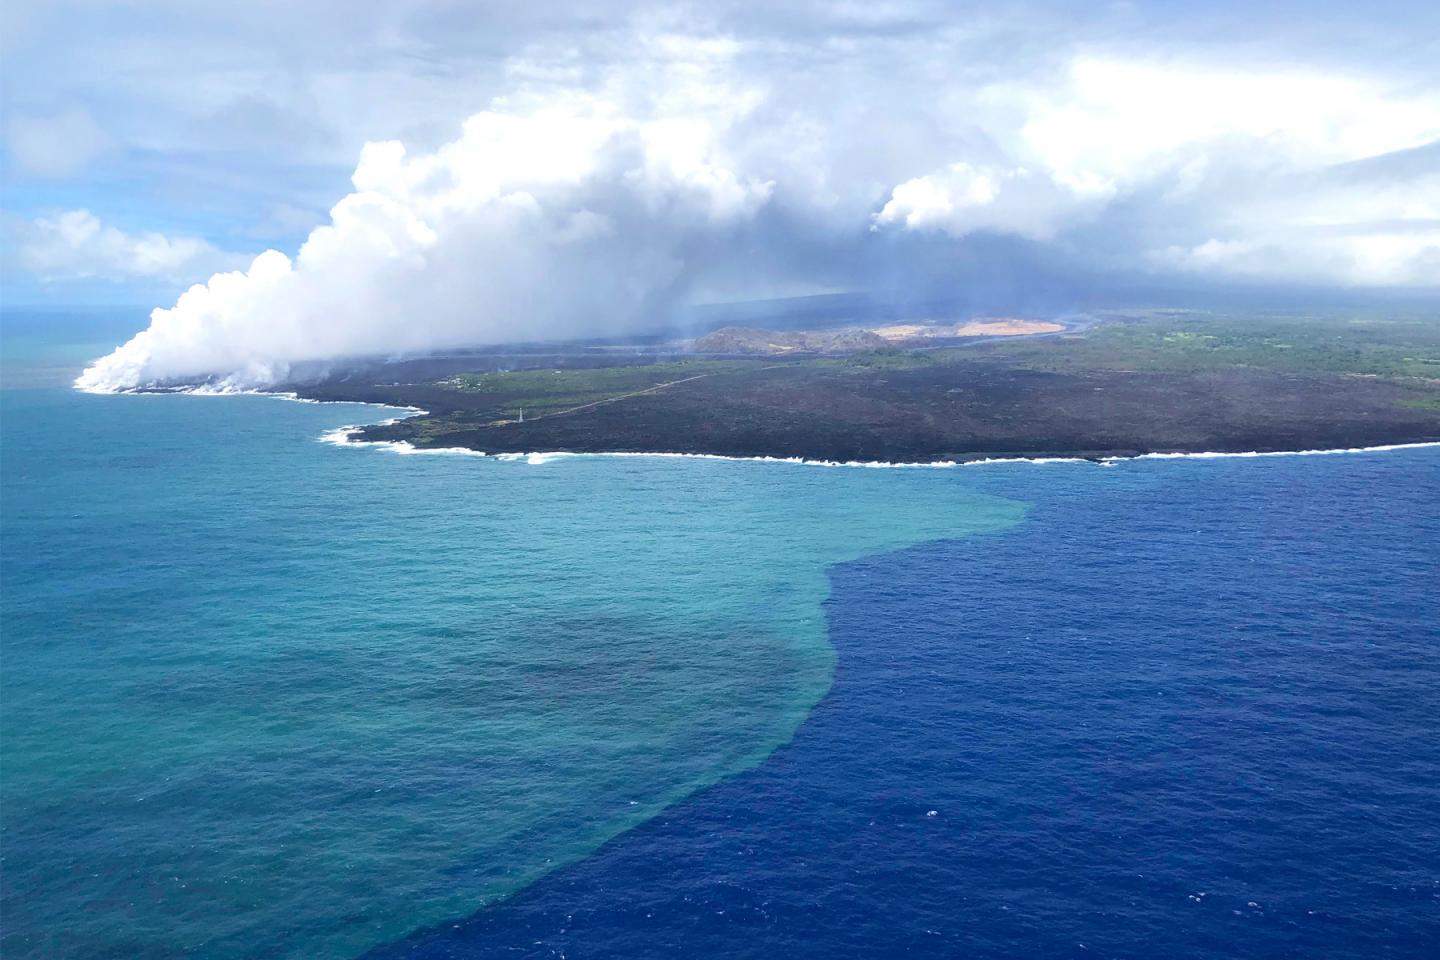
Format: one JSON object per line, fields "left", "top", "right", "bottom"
{"left": 493, "top": 450, "right": 1094, "bottom": 468}
{"left": 481, "top": 442, "right": 1440, "bottom": 468}
{"left": 308, "top": 388, "right": 1440, "bottom": 468}
{"left": 91, "top": 385, "right": 1438, "bottom": 469}
{"left": 318, "top": 432, "right": 1440, "bottom": 469}
{"left": 319, "top": 423, "right": 488, "bottom": 458}
{"left": 76, "top": 382, "right": 420, "bottom": 409}
{"left": 1107, "top": 441, "right": 1440, "bottom": 461}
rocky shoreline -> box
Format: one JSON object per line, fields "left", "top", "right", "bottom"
{"left": 301, "top": 360, "right": 1440, "bottom": 465}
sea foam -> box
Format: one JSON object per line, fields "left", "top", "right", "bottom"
{"left": 321, "top": 421, "right": 1440, "bottom": 470}
{"left": 76, "top": 384, "right": 1440, "bottom": 469}
{"left": 1110, "top": 442, "right": 1440, "bottom": 460}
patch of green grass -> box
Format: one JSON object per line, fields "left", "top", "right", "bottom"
{"left": 405, "top": 311, "right": 1440, "bottom": 435}
{"left": 1397, "top": 394, "right": 1440, "bottom": 411}
{"left": 984, "top": 313, "right": 1440, "bottom": 379}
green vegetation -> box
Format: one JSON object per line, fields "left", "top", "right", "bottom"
{"left": 982, "top": 313, "right": 1440, "bottom": 381}
{"left": 416, "top": 312, "right": 1440, "bottom": 430}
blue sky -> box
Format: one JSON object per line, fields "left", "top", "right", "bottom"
{"left": 3, "top": 1, "right": 1438, "bottom": 388}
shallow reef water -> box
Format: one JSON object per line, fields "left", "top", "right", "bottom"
{"left": 2, "top": 387, "right": 1019, "bottom": 959}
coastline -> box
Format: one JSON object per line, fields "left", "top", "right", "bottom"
{"left": 314, "top": 403, "right": 1440, "bottom": 468}
{"left": 297, "top": 357, "right": 1440, "bottom": 468}
{"left": 77, "top": 385, "right": 1440, "bottom": 467}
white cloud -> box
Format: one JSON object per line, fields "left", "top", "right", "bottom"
{"left": 17, "top": 210, "right": 235, "bottom": 282}
{"left": 1016, "top": 58, "right": 1440, "bottom": 186}
{"left": 50, "top": 20, "right": 1440, "bottom": 391}
{"left": 1152, "top": 231, "right": 1440, "bottom": 287}
{"left": 874, "top": 57, "right": 1440, "bottom": 235}
{"left": 871, "top": 56, "right": 1440, "bottom": 285}
{"left": 76, "top": 96, "right": 776, "bottom": 392}
{"left": 873, "top": 161, "right": 1112, "bottom": 240}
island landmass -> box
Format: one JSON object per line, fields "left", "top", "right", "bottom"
{"left": 296, "top": 310, "right": 1440, "bottom": 463}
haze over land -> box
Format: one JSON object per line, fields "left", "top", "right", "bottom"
{"left": 2, "top": 1, "right": 1437, "bottom": 390}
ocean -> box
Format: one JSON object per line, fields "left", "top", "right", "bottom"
{"left": 2, "top": 315, "right": 1437, "bottom": 958}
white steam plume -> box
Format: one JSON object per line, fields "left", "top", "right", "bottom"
{"left": 76, "top": 100, "right": 772, "bottom": 392}
{"left": 74, "top": 48, "right": 1440, "bottom": 392}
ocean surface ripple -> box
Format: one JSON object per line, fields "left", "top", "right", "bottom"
{"left": 3, "top": 376, "right": 1438, "bottom": 959}
{"left": 367, "top": 447, "right": 1440, "bottom": 959}
{"left": 0, "top": 388, "right": 1020, "bottom": 959}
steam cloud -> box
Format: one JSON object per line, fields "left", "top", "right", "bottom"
{"left": 76, "top": 100, "right": 777, "bottom": 391}
{"left": 75, "top": 46, "right": 1440, "bottom": 393}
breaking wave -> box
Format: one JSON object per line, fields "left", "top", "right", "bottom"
{"left": 318, "top": 426, "right": 1440, "bottom": 470}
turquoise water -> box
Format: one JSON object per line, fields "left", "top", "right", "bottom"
{"left": 0, "top": 385, "right": 1025, "bottom": 959}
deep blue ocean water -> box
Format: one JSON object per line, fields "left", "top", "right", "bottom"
{"left": 374, "top": 447, "right": 1440, "bottom": 959}
{"left": 3, "top": 319, "right": 1438, "bottom": 958}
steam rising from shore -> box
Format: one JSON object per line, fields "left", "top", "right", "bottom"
{"left": 74, "top": 45, "right": 1440, "bottom": 393}
{"left": 76, "top": 102, "right": 774, "bottom": 392}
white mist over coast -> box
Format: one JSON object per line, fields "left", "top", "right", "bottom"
{"left": 71, "top": 28, "right": 1440, "bottom": 392}
{"left": 74, "top": 94, "right": 778, "bottom": 391}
